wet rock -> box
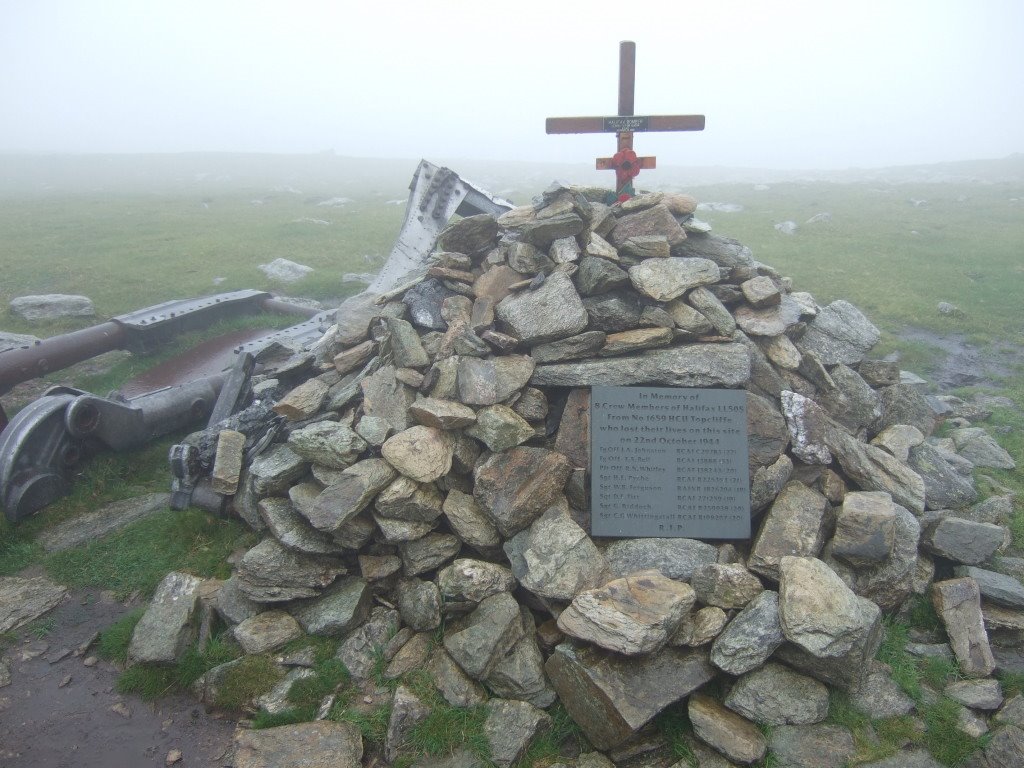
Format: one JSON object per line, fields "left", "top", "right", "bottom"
{"left": 235, "top": 538, "right": 343, "bottom": 603}
{"left": 474, "top": 447, "right": 572, "bottom": 537}
{"left": 504, "top": 503, "right": 604, "bottom": 602}
{"left": 545, "top": 644, "right": 715, "bottom": 750}
{"left": 724, "top": 661, "right": 830, "bottom": 726}
{"left": 334, "top": 606, "right": 400, "bottom": 679}
{"left": 305, "top": 459, "right": 397, "bottom": 533}
{"left": 437, "top": 559, "right": 516, "bottom": 606}
{"left": 691, "top": 564, "right": 764, "bottom": 609}
{"left": 796, "top": 300, "right": 880, "bottom": 366}
{"left": 530, "top": 343, "right": 750, "bottom": 388}
{"left": 484, "top": 698, "right": 552, "bottom": 768}
{"left": 933, "top": 578, "right": 995, "bottom": 678}
{"left": 386, "top": 685, "right": 430, "bottom": 762}
{"left": 531, "top": 331, "right": 607, "bottom": 363}
{"left": 444, "top": 592, "right": 525, "bottom": 680}
{"left": 748, "top": 482, "right": 829, "bottom": 581}
{"left": 408, "top": 398, "right": 477, "bottom": 430}
{"left": 290, "top": 577, "right": 372, "bottom": 636}
{"left": 213, "top": 577, "right": 260, "bottom": 626}
{"left": 768, "top": 724, "right": 856, "bottom": 768}
{"left": 954, "top": 566, "right": 1024, "bottom": 609}
{"left": 233, "top": 610, "right": 302, "bottom": 654}
{"left": 258, "top": 497, "right": 345, "bottom": 555}
{"left": 710, "top": 590, "right": 784, "bottom": 675}
{"left": 233, "top": 721, "right": 363, "bottom": 768}
{"left": 831, "top": 491, "right": 896, "bottom": 568}
{"left": 688, "top": 694, "right": 767, "bottom": 764}
{"left": 495, "top": 272, "right": 588, "bottom": 344}
{"left": 0, "top": 575, "right": 68, "bottom": 634}
{"left": 908, "top": 443, "right": 979, "bottom": 510}
{"left": 557, "top": 570, "right": 695, "bottom": 655}
{"left": 457, "top": 355, "right": 536, "bottom": 406}
{"left": 922, "top": 517, "right": 1004, "bottom": 565}
{"left": 627, "top": 257, "right": 719, "bottom": 302}
{"left": 248, "top": 444, "right": 309, "bottom": 496}
{"left": 399, "top": 533, "right": 461, "bottom": 576}
{"left": 950, "top": 427, "right": 1016, "bottom": 469}
{"left": 128, "top": 572, "right": 202, "bottom": 664}
{"left": 360, "top": 365, "right": 416, "bottom": 431}
{"left": 604, "top": 538, "right": 717, "bottom": 581}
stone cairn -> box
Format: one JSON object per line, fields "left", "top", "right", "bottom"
{"left": 128, "top": 184, "right": 1024, "bottom": 766}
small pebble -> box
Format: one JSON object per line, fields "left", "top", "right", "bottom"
{"left": 58, "top": 674, "right": 72, "bottom": 688}
{"left": 110, "top": 702, "right": 131, "bottom": 718}
{"left": 83, "top": 656, "right": 98, "bottom": 668}
{"left": 166, "top": 748, "right": 182, "bottom": 765}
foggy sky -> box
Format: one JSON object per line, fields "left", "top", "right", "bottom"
{"left": 2, "top": 0, "right": 1022, "bottom": 170}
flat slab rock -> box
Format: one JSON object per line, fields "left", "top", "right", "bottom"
{"left": 0, "top": 575, "right": 68, "bottom": 634}
{"left": 232, "top": 721, "right": 363, "bottom": 768}
{"left": 37, "top": 492, "right": 169, "bottom": 552}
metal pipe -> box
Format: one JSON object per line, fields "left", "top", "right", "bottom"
{"left": 0, "top": 322, "right": 126, "bottom": 393}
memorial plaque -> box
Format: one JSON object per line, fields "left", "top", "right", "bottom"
{"left": 591, "top": 386, "right": 750, "bottom": 539}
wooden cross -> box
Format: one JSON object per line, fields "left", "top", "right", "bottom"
{"left": 546, "top": 41, "right": 705, "bottom": 201}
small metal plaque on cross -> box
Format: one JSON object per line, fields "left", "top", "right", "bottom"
{"left": 546, "top": 41, "right": 705, "bottom": 201}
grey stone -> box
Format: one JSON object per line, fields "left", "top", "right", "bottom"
{"left": 233, "top": 610, "right": 302, "bottom": 654}
{"left": 627, "top": 257, "right": 720, "bottom": 302}
{"left": 530, "top": 343, "right": 750, "bottom": 388}
{"left": 545, "top": 644, "right": 716, "bottom": 750}
{"left": 603, "top": 538, "right": 717, "bottom": 581}
{"left": 950, "top": 427, "right": 1016, "bottom": 469}
{"left": 610, "top": 204, "right": 686, "bottom": 249}
{"left": 360, "top": 364, "right": 415, "bottom": 431}
{"left": 495, "top": 272, "right": 588, "bottom": 344}
{"left": 876, "top": 384, "right": 937, "bottom": 437}
{"left": 817, "top": 364, "right": 882, "bottom": 432}
{"left": 796, "top": 300, "right": 880, "bottom": 365}
{"left": 582, "top": 290, "right": 643, "bottom": 332}
{"left": 848, "top": 664, "right": 916, "bottom": 718}
{"left": 248, "top": 444, "right": 309, "bottom": 496}
{"left": 933, "top": 578, "right": 996, "bottom": 678}
{"left": 0, "top": 330, "right": 39, "bottom": 353}
{"left": 386, "top": 685, "right": 430, "bottom": 762}
{"left": 381, "top": 426, "right": 454, "bottom": 483}
{"left": 687, "top": 287, "right": 737, "bottom": 336}
{"left": 768, "top": 724, "right": 856, "bottom": 768}
{"left": 734, "top": 295, "right": 803, "bottom": 337}
{"left": 530, "top": 331, "right": 607, "bottom": 363}
{"left": 909, "top": 442, "right": 979, "bottom": 510}
{"left": 258, "top": 497, "right": 345, "bottom": 555}
{"left": 691, "top": 564, "right": 764, "bottom": 609}
{"left": 128, "top": 572, "right": 202, "bottom": 664}
{"left": 273, "top": 377, "right": 329, "bottom": 420}
{"left": 857, "top": 750, "right": 943, "bottom": 768}
{"left": 710, "top": 590, "right": 785, "bottom": 675}
{"left": 305, "top": 459, "right": 397, "bottom": 533}
{"left": 334, "top": 606, "right": 400, "bottom": 679}
{"left": 486, "top": 634, "right": 556, "bottom": 707}
{"left": 213, "top": 576, "right": 260, "bottom": 626}
{"left": 871, "top": 424, "right": 925, "bottom": 463}
{"left": 994, "top": 694, "right": 1024, "bottom": 728}
{"left": 575, "top": 256, "right": 629, "bottom": 296}
{"left": 688, "top": 694, "right": 767, "bottom": 764}
{"left": 504, "top": 503, "right": 605, "bottom": 602}
{"left": 599, "top": 326, "right": 673, "bottom": 356}
{"left": 235, "top": 538, "right": 343, "bottom": 603}
{"left": 954, "top": 566, "right": 1024, "bottom": 609}
{"left": 10, "top": 293, "right": 94, "bottom": 321}
{"left": 255, "top": 667, "right": 317, "bottom": 715}
{"left": 751, "top": 455, "right": 794, "bottom": 514}
{"left": 835, "top": 502, "right": 921, "bottom": 612}
{"left": 671, "top": 606, "right": 729, "bottom": 647}
{"left": 427, "top": 649, "right": 488, "bottom": 707}
{"left": 621, "top": 234, "right": 671, "bottom": 259}
{"left": 825, "top": 420, "right": 926, "bottom": 514}
{"left": 374, "top": 476, "right": 444, "bottom": 523}
{"left": 408, "top": 398, "right": 477, "bottom": 430}
{"left": 748, "top": 482, "right": 829, "bottom": 581}
{"left": 779, "top": 556, "right": 882, "bottom": 659}
{"left": 457, "top": 355, "right": 535, "bottom": 406}
{"left": 442, "top": 490, "right": 501, "bottom": 552}
{"left": 438, "top": 213, "right": 499, "bottom": 255}
{"left": 385, "top": 632, "right": 433, "bottom": 680}
{"left": 746, "top": 392, "right": 790, "bottom": 473}
{"left": 474, "top": 447, "right": 572, "bottom": 538}
{"left": 484, "top": 698, "right": 552, "bottom": 768}
{"left": 983, "top": 725, "right": 1024, "bottom": 768}
{"left": 665, "top": 298, "right": 714, "bottom": 335}
{"left": 740, "top": 276, "right": 781, "bottom": 307}
{"left": 399, "top": 533, "right": 460, "bottom": 577}
{"left": 831, "top": 491, "right": 896, "bottom": 567}
{"left": 464, "top": 404, "right": 534, "bottom": 452}
{"left": 550, "top": 235, "right": 581, "bottom": 264}
{"left": 232, "top": 721, "right": 362, "bottom": 768}
{"left": 724, "top": 662, "right": 830, "bottom": 726}
{"left": 922, "top": 517, "right": 1004, "bottom": 565}
{"left": 557, "top": 570, "right": 695, "bottom": 655}
{"left": 673, "top": 234, "right": 756, "bottom": 270}
{"left": 290, "top": 577, "right": 372, "bottom": 636}
{"left": 437, "top": 559, "right": 516, "bottom": 605}
{"left": 946, "top": 678, "right": 1004, "bottom": 710}
{"left": 444, "top": 592, "right": 525, "bottom": 680}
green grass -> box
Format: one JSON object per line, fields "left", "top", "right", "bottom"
{"left": 97, "top": 607, "right": 145, "bottom": 663}
{"left": 117, "top": 634, "right": 244, "bottom": 701}
{"left": 513, "top": 702, "right": 587, "bottom": 768}
{"left": 209, "top": 653, "right": 283, "bottom": 711}
{"left": 46, "top": 507, "right": 253, "bottom": 599}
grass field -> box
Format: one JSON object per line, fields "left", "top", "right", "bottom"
{"left": 1, "top": 153, "right": 1022, "bottom": 767}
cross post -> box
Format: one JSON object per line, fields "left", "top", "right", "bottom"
{"left": 546, "top": 41, "right": 705, "bottom": 201}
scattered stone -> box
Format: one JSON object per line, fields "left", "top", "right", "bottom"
{"left": 128, "top": 572, "right": 202, "bottom": 665}
{"left": 10, "top": 293, "right": 95, "bottom": 321}
{"left": 946, "top": 678, "right": 1003, "bottom": 710}
{"left": 848, "top": 664, "right": 916, "bottom": 718}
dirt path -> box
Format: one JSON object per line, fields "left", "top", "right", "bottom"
{"left": 0, "top": 580, "right": 236, "bottom": 768}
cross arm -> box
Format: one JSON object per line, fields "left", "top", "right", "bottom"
{"left": 546, "top": 114, "right": 705, "bottom": 135}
